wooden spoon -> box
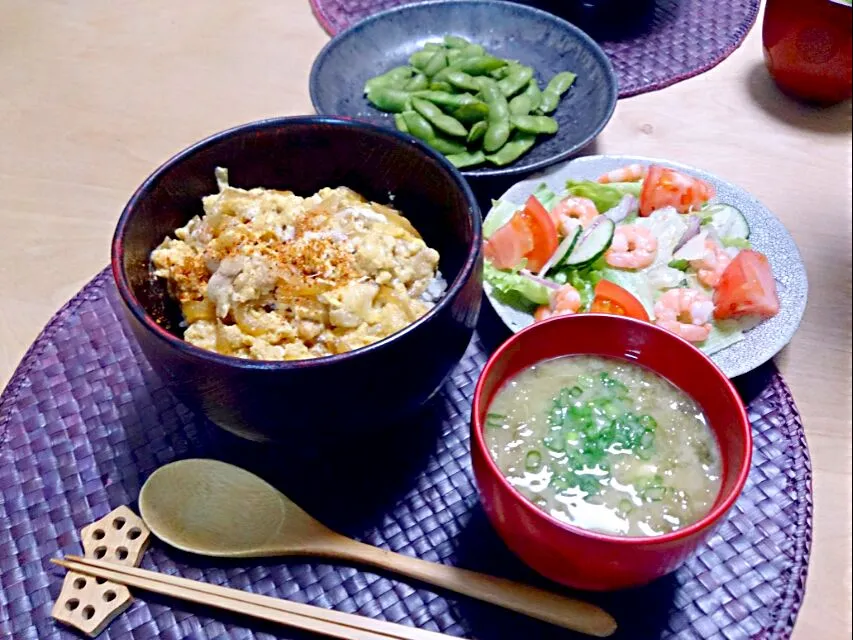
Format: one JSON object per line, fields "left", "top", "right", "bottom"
{"left": 138, "top": 459, "right": 617, "bottom": 637}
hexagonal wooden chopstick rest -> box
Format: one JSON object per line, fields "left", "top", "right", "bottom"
{"left": 52, "top": 506, "right": 151, "bottom": 636}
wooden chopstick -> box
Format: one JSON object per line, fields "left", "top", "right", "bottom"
{"left": 53, "top": 556, "right": 457, "bottom": 640}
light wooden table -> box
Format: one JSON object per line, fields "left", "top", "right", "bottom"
{"left": 1, "top": 1, "right": 850, "bottom": 637}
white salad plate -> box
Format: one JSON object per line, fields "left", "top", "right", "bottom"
{"left": 483, "top": 154, "right": 808, "bottom": 378}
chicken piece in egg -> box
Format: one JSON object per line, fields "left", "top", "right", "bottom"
{"left": 150, "top": 168, "right": 446, "bottom": 360}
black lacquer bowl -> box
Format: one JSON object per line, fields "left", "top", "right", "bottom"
{"left": 111, "top": 116, "right": 482, "bottom": 442}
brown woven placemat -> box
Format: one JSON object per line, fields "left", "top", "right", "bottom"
{"left": 0, "top": 268, "right": 812, "bottom": 639}
{"left": 308, "top": 0, "right": 760, "bottom": 98}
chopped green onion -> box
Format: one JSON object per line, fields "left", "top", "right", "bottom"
{"left": 525, "top": 450, "right": 543, "bottom": 472}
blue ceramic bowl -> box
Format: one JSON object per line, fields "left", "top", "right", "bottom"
{"left": 309, "top": 0, "right": 618, "bottom": 179}
{"left": 111, "top": 117, "right": 482, "bottom": 442}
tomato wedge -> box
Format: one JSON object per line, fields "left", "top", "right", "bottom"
{"left": 589, "top": 280, "right": 650, "bottom": 322}
{"left": 639, "top": 166, "right": 716, "bottom": 216}
{"left": 713, "top": 250, "right": 780, "bottom": 320}
{"left": 483, "top": 213, "right": 534, "bottom": 269}
{"left": 518, "top": 196, "right": 559, "bottom": 272}
{"left": 483, "top": 195, "right": 558, "bottom": 272}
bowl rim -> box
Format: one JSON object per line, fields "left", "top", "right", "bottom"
{"left": 111, "top": 115, "right": 482, "bottom": 371}
{"left": 308, "top": 0, "right": 618, "bottom": 180}
{"left": 471, "top": 313, "right": 753, "bottom": 546}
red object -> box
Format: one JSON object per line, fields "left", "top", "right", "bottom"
{"left": 639, "top": 166, "right": 716, "bottom": 216}
{"left": 714, "top": 250, "right": 781, "bottom": 320}
{"left": 589, "top": 279, "right": 650, "bottom": 321}
{"left": 763, "top": 0, "right": 852, "bottom": 104}
{"left": 483, "top": 214, "right": 534, "bottom": 269}
{"left": 483, "top": 196, "right": 558, "bottom": 272}
{"left": 471, "top": 314, "right": 752, "bottom": 591}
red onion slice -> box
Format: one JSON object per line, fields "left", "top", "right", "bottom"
{"left": 673, "top": 215, "right": 702, "bottom": 253}
{"left": 520, "top": 269, "right": 561, "bottom": 290}
{"left": 602, "top": 195, "right": 637, "bottom": 223}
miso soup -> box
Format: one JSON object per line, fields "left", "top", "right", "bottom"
{"left": 485, "top": 355, "right": 721, "bottom": 537}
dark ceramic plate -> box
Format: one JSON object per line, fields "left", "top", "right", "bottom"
{"left": 309, "top": 0, "right": 618, "bottom": 179}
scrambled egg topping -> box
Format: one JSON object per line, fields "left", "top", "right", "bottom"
{"left": 150, "top": 168, "right": 444, "bottom": 360}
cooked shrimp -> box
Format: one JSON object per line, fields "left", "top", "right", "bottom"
{"left": 534, "top": 284, "right": 582, "bottom": 322}
{"left": 597, "top": 164, "right": 648, "bottom": 184}
{"left": 551, "top": 197, "right": 599, "bottom": 235}
{"left": 653, "top": 288, "right": 714, "bottom": 343}
{"left": 690, "top": 239, "right": 732, "bottom": 288}
{"left": 605, "top": 225, "right": 658, "bottom": 269}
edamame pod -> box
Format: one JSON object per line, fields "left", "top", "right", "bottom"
{"left": 427, "top": 134, "right": 467, "bottom": 155}
{"left": 444, "top": 35, "right": 470, "bottom": 48}
{"left": 508, "top": 93, "right": 533, "bottom": 116}
{"left": 423, "top": 51, "right": 449, "bottom": 77}
{"left": 401, "top": 110, "right": 435, "bottom": 140}
{"left": 546, "top": 71, "right": 577, "bottom": 95}
{"left": 363, "top": 66, "right": 414, "bottom": 94}
{"left": 466, "top": 120, "right": 488, "bottom": 145}
{"left": 404, "top": 73, "right": 429, "bottom": 92}
{"left": 408, "top": 50, "right": 434, "bottom": 71}
{"left": 497, "top": 66, "right": 534, "bottom": 97}
{"left": 455, "top": 55, "right": 507, "bottom": 75}
{"left": 445, "top": 70, "right": 481, "bottom": 93}
{"left": 453, "top": 101, "right": 489, "bottom": 123}
{"left": 366, "top": 87, "right": 412, "bottom": 112}
{"left": 446, "top": 150, "right": 486, "bottom": 168}
{"left": 479, "top": 80, "right": 511, "bottom": 152}
{"left": 412, "top": 97, "right": 468, "bottom": 137}
{"left": 485, "top": 133, "right": 537, "bottom": 166}
{"left": 522, "top": 79, "right": 543, "bottom": 112}
{"left": 394, "top": 113, "right": 409, "bottom": 134}
{"left": 429, "top": 81, "right": 453, "bottom": 92}
{"left": 484, "top": 121, "right": 511, "bottom": 153}
{"left": 458, "top": 44, "right": 485, "bottom": 59}
{"left": 413, "top": 90, "right": 477, "bottom": 109}
{"left": 511, "top": 114, "right": 559, "bottom": 134}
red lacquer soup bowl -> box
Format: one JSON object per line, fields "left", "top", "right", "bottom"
{"left": 471, "top": 314, "right": 752, "bottom": 591}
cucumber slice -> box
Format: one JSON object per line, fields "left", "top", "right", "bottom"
{"left": 705, "top": 204, "right": 750, "bottom": 239}
{"left": 565, "top": 218, "right": 615, "bottom": 268}
{"left": 538, "top": 226, "right": 581, "bottom": 277}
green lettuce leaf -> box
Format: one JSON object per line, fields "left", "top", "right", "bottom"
{"left": 532, "top": 182, "right": 560, "bottom": 213}
{"left": 721, "top": 236, "right": 751, "bottom": 249}
{"left": 484, "top": 261, "right": 550, "bottom": 307}
{"left": 483, "top": 199, "right": 519, "bottom": 239}
{"left": 565, "top": 180, "right": 642, "bottom": 213}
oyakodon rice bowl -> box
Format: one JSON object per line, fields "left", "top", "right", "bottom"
{"left": 151, "top": 168, "right": 447, "bottom": 361}
{"left": 112, "top": 116, "right": 482, "bottom": 442}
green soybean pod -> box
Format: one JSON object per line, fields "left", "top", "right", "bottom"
{"left": 409, "top": 50, "right": 435, "bottom": 71}
{"left": 404, "top": 73, "right": 429, "bottom": 92}
{"left": 538, "top": 89, "right": 559, "bottom": 114}
{"left": 458, "top": 43, "right": 485, "bottom": 58}
{"left": 366, "top": 87, "right": 413, "bottom": 112}
{"left": 511, "top": 114, "right": 559, "bottom": 134}
{"left": 401, "top": 110, "right": 435, "bottom": 141}
{"left": 394, "top": 113, "right": 409, "bottom": 134}
{"left": 522, "top": 79, "right": 543, "bottom": 112}
{"left": 508, "top": 93, "right": 533, "bottom": 116}
{"left": 484, "top": 121, "right": 511, "bottom": 153}
{"left": 546, "top": 71, "right": 577, "bottom": 95}
{"left": 446, "top": 150, "right": 486, "bottom": 168}
{"left": 497, "top": 65, "right": 534, "bottom": 97}
{"left": 455, "top": 55, "right": 508, "bottom": 75}
{"left": 412, "top": 97, "right": 468, "bottom": 138}
{"left": 427, "top": 134, "right": 467, "bottom": 155}
{"left": 363, "top": 66, "right": 414, "bottom": 94}
{"left": 453, "top": 101, "right": 489, "bottom": 124}
{"left": 423, "top": 50, "right": 449, "bottom": 77}
{"left": 446, "top": 48, "right": 463, "bottom": 63}
{"left": 423, "top": 42, "right": 444, "bottom": 51}
{"left": 429, "top": 81, "right": 453, "bottom": 92}
{"left": 443, "top": 35, "right": 470, "bottom": 49}
{"left": 413, "top": 90, "right": 477, "bottom": 109}
{"left": 479, "top": 81, "right": 509, "bottom": 121}
{"left": 445, "top": 70, "right": 481, "bottom": 93}
{"left": 466, "top": 120, "right": 488, "bottom": 145}
{"left": 485, "top": 133, "right": 537, "bottom": 166}
{"left": 489, "top": 65, "right": 513, "bottom": 80}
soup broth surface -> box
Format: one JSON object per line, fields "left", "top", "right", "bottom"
{"left": 486, "top": 355, "right": 721, "bottom": 537}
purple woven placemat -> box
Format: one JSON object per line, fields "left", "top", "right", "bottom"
{"left": 308, "top": 0, "right": 760, "bottom": 98}
{"left": 0, "top": 268, "right": 812, "bottom": 640}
